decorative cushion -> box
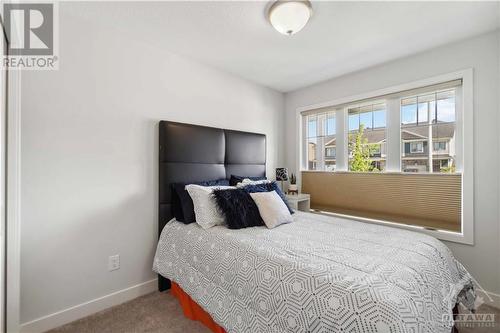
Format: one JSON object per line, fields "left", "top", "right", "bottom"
{"left": 185, "top": 184, "right": 234, "bottom": 229}
{"left": 212, "top": 188, "right": 265, "bottom": 229}
{"left": 250, "top": 191, "right": 293, "bottom": 229}
{"left": 172, "top": 179, "right": 230, "bottom": 223}
{"left": 171, "top": 184, "right": 185, "bottom": 221}
{"left": 235, "top": 179, "right": 271, "bottom": 187}
{"left": 240, "top": 181, "right": 294, "bottom": 214}
{"left": 229, "top": 175, "right": 267, "bottom": 186}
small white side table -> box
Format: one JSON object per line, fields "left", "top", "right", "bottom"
{"left": 286, "top": 193, "right": 311, "bottom": 212}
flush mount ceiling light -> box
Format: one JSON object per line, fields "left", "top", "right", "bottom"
{"left": 268, "top": 0, "right": 312, "bottom": 36}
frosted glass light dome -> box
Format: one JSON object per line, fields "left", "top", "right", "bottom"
{"left": 268, "top": 1, "right": 312, "bottom": 36}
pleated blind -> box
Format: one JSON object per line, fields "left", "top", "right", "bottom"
{"left": 302, "top": 171, "right": 461, "bottom": 232}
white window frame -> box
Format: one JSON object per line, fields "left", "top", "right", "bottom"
{"left": 296, "top": 69, "right": 474, "bottom": 245}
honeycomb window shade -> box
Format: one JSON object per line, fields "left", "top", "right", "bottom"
{"left": 301, "top": 171, "right": 461, "bottom": 232}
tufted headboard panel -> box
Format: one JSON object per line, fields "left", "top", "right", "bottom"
{"left": 158, "top": 121, "right": 266, "bottom": 290}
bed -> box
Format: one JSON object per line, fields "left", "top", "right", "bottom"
{"left": 154, "top": 121, "right": 475, "bottom": 333}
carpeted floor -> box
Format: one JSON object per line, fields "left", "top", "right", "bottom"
{"left": 46, "top": 292, "right": 210, "bottom": 333}
{"left": 47, "top": 291, "right": 499, "bottom": 333}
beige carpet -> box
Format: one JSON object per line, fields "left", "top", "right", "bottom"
{"left": 46, "top": 292, "right": 210, "bottom": 333}
{"left": 47, "top": 291, "right": 499, "bottom": 333}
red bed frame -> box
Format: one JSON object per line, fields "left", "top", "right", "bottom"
{"left": 171, "top": 282, "right": 227, "bottom": 333}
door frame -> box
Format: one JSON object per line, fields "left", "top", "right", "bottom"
{"left": 6, "top": 63, "right": 21, "bottom": 333}
{"left": 1, "top": 16, "right": 22, "bottom": 333}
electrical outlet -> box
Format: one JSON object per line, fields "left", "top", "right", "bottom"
{"left": 108, "top": 254, "right": 120, "bottom": 271}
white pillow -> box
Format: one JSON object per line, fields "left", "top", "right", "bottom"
{"left": 249, "top": 190, "right": 293, "bottom": 229}
{"left": 236, "top": 179, "right": 271, "bottom": 188}
{"left": 185, "top": 184, "right": 234, "bottom": 229}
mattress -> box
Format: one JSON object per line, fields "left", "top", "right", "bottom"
{"left": 153, "top": 211, "right": 475, "bottom": 333}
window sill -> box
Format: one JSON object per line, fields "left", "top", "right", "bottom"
{"left": 310, "top": 209, "right": 473, "bottom": 245}
{"left": 301, "top": 169, "right": 462, "bottom": 176}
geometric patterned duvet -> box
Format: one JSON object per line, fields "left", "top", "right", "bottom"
{"left": 153, "top": 211, "right": 475, "bottom": 333}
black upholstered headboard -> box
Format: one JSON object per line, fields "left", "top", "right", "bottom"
{"left": 158, "top": 121, "right": 266, "bottom": 290}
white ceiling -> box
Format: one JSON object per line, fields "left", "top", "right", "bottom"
{"left": 68, "top": 1, "right": 499, "bottom": 92}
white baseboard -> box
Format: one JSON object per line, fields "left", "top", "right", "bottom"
{"left": 477, "top": 289, "right": 500, "bottom": 309}
{"left": 20, "top": 278, "right": 158, "bottom": 333}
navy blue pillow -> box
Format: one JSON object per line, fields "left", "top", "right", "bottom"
{"left": 229, "top": 174, "right": 267, "bottom": 186}
{"left": 213, "top": 189, "right": 264, "bottom": 229}
{"left": 171, "top": 185, "right": 184, "bottom": 221}
{"left": 171, "top": 178, "right": 230, "bottom": 224}
{"left": 242, "top": 181, "right": 294, "bottom": 214}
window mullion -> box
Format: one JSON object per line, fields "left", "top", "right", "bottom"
{"left": 317, "top": 114, "right": 326, "bottom": 171}
{"left": 386, "top": 98, "right": 401, "bottom": 172}
{"left": 301, "top": 115, "right": 308, "bottom": 170}
{"left": 455, "top": 86, "right": 463, "bottom": 171}
{"left": 336, "top": 108, "right": 347, "bottom": 171}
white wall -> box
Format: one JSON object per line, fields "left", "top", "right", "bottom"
{"left": 285, "top": 31, "right": 500, "bottom": 295}
{"left": 20, "top": 7, "right": 284, "bottom": 325}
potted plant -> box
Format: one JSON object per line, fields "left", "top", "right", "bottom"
{"left": 288, "top": 173, "right": 298, "bottom": 192}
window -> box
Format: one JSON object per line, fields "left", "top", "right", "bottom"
{"left": 347, "top": 103, "right": 386, "bottom": 172}
{"left": 300, "top": 74, "right": 471, "bottom": 242}
{"left": 303, "top": 88, "right": 459, "bottom": 175}
{"left": 371, "top": 161, "right": 382, "bottom": 170}
{"left": 305, "top": 111, "right": 336, "bottom": 171}
{"left": 434, "top": 141, "right": 446, "bottom": 151}
{"left": 348, "top": 103, "right": 386, "bottom": 130}
{"left": 325, "top": 147, "right": 336, "bottom": 158}
{"left": 326, "top": 114, "right": 336, "bottom": 135}
{"left": 410, "top": 142, "right": 424, "bottom": 153}
{"left": 401, "top": 89, "right": 456, "bottom": 173}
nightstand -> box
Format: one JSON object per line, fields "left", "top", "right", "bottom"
{"left": 285, "top": 193, "right": 310, "bottom": 212}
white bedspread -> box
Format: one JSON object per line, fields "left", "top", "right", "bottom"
{"left": 153, "top": 211, "right": 474, "bottom": 333}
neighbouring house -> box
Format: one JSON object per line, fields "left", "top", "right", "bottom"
{"left": 316, "top": 122, "right": 455, "bottom": 173}
{"left": 401, "top": 122, "right": 455, "bottom": 172}
{"left": 308, "top": 141, "right": 317, "bottom": 170}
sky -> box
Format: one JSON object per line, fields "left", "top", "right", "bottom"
{"left": 308, "top": 96, "right": 455, "bottom": 137}
{"left": 349, "top": 110, "right": 386, "bottom": 131}
{"left": 401, "top": 98, "right": 455, "bottom": 125}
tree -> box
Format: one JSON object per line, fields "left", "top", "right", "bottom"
{"left": 349, "top": 124, "right": 378, "bottom": 172}
{"left": 440, "top": 164, "right": 456, "bottom": 173}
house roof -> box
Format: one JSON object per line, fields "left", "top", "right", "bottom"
{"left": 325, "top": 136, "right": 336, "bottom": 146}
{"left": 323, "top": 135, "right": 336, "bottom": 145}
{"left": 357, "top": 128, "right": 387, "bottom": 144}
{"left": 325, "top": 129, "right": 386, "bottom": 146}
{"left": 401, "top": 122, "right": 455, "bottom": 140}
